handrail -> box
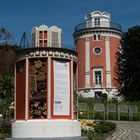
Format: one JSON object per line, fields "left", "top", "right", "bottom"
{"left": 75, "top": 21, "right": 122, "bottom": 32}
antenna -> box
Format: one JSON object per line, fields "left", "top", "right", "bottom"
{"left": 19, "top": 32, "right": 29, "bottom": 48}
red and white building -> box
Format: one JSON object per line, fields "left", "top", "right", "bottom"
{"left": 12, "top": 47, "right": 80, "bottom": 138}
{"left": 73, "top": 11, "right": 122, "bottom": 99}
{"left": 31, "top": 25, "right": 62, "bottom": 47}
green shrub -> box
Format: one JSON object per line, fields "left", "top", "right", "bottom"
{"left": 0, "top": 119, "right": 11, "bottom": 139}
{"left": 108, "top": 112, "right": 117, "bottom": 120}
{"left": 82, "top": 131, "right": 101, "bottom": 140}
{"left": 94, "top": 112, "right": 104, "bottom": 120}
{"left": 81, "top": 120, "right": 116, "bottom": 140}
{"left": 78, "top": 112, "right": 88, "bottom": 119}
{"left": 94, "top": 121, "right": 116, "bottom": 133}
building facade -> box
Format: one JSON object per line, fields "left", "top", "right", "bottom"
{"left": 73, "top": 11, "right": 122, "bottom": 99}
{"left": 31, "top": 25, "right": 62, "bottom": 47}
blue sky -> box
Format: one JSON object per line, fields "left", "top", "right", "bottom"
{"left": 0, "top": 0, "right": 140, "bottom": 48}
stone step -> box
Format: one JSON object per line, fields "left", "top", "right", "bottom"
{"left": 6, "top": 136, "right": 88, "bottom": 140}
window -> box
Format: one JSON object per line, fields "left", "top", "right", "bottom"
{"left": 94, "top": 18, "right": 100, "bottom": 26}
{"left": 93, "top": 47, "right": 102, "bottom": 55}
{"left": 98, "top": 34, "right": 101, "bottom": 40}
{"left": 52, "top": 31, "right": 58, "bottom": 47}
{"left": 39, "top": 31, "right": 43, "bottom": 39}
{"left": 44, "top": 40, "right": 47, "bottom": 46}
{"left": 93, "top": 34, "right": 101, "bottom": 41}
{"left": 93, "top": 34, "right": 96, "bottom": 40}
{"left": 39, "top": 40, "right": 43, "bottom": 47}
{"left": 93, "top": 69, "right": 103, "bottom": 87}
{"left": 44, "top": 31, "right": 47, "bottom": 39}
{"left": 95, "top": 71, "right": 101, "bottom": 85}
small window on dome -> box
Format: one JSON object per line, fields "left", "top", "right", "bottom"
{"left": 98, "top": 34, "right": 101, "bottom": 40}
{"left": 94, "top": 34, "right": 96, "bottom": 40}
{"left": 93, "top": 34, "right": 101, "bottom": 41}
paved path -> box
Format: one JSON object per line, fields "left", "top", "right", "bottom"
{"left": 106, "top": 121, "right": 140, "bottom": 140}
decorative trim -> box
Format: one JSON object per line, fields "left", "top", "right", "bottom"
{"left": 73, "top": 28, "right": 122, "bottom": 41}
{"left": 85, "top": 37, "right": 90, "bottom": 41}
{"left": 93, "top": 46, "right": 102, "bottom": 55}
{"left": 48, "top": 51, "right": 53, "bottom": 56}
{"left": 105, "top": 37, "right": 111, "bottom": 87}
{"left": 85, "top": 37, "right": 90, "bottom": 87}
{"left": 35, "top": 51, "right": 40, "bottom": 56}
{"left": 42, "top": 51, "right": 47, "bottom": 56}
{"left": 17, "top": 47, "right": 77, "bottom": 62}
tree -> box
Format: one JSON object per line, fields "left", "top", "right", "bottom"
{"left": 0, "top": 27, "right": 18, "bottom": 122}
{"left": 0, "top": 27, "right": 16, "bottom": 45}
{"left": 0, "top": 75, "right": 14, "bottom": 119}
{"left": 0, "top": 45, "right": 20, "bottom": 75}
{"left": 0, "top": 46, "right": 15, "bottom": 74}
{"left": 115, "top": 25, "right": 140, "bottom": 101}
{"left": 0, "top": 44, "right": 20, "bottom": 119}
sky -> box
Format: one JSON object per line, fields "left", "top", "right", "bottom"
{"left": 0, "top": 0, "right": 140, "bottom": 48}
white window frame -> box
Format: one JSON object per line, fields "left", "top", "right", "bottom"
{"left": 93, "top": 68, "right": 103, "bottom": 87}
{"left": 94, "top": 17, "right": 100, "bottom": 26}
{"left": 93, "top": 46, "right": 102, "bottom": 55}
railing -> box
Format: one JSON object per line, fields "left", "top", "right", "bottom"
{"left": 75, "top": 21, "right": 122, "bottom": 32}
{"left": 78, "top": 103, "right": 140, "bottom": 121}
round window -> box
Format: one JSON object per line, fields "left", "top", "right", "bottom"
{"left": 93, "top": 47, "right": 102, "bottom": 55}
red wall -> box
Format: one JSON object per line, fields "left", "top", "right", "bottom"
{"left": 16, "top": 60, "right": 26, "bottom": 120}
{"left": 76, "top": 38, "right": 86, "bottom": 89}
{"left": 76, "top": 35, "right": 120, "bottom": 89}
{"left": 90, "top": 36, "right": 106, "bottom": 87}
{"left": 110, "top": 37, "right": 120, "bottom": 87}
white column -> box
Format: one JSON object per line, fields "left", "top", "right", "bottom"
{"left": 36, "top": 29, "right": 39, "bottom": 47}
{"left": 105, "top": 36, "right": 111, "bottom": 87}
{"left": 43, "top": 31, "right": 44, "bottom": 47}
{"left": 85, "top": 37, "right": 90, "bottom": 87}
{"left": 71, "top": 60, "right": 73, "bottom": 119}
{"left": 47, "top": 57, "right": 51, "bottom": 119}
{"left": 25, "top": 57, "right": 29, "bottom": 120}
{"left": 48, "top": 29, "right": 51, "bottom": 47}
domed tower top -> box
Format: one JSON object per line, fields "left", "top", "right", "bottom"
{"left": 73, "top": 11, "right": 122, "bottom": 40}
{"left": 85, "top": 11, "right": 110, "bottom": 27}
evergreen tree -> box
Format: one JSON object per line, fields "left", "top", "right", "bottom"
{"left": 116, "top": 25, "right": 140, "bottom": 101}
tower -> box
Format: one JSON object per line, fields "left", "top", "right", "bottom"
{"left": 73, "top": 11, "right": 122, "bottom": 99}
{"left": 31, "top": 25, "right": 62, "bottom": 47}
